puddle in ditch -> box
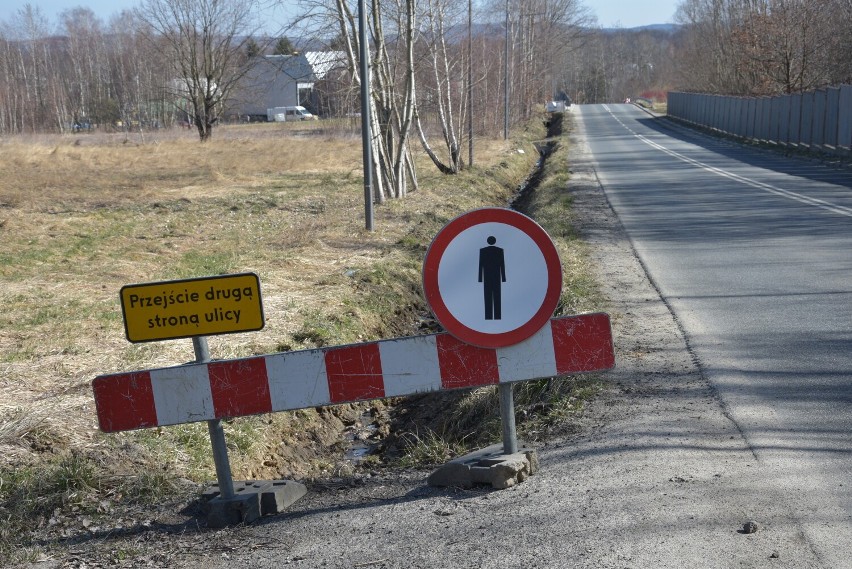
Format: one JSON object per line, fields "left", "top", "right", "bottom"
{"left": 343, "top": 410, "right": 382, "bottom": 462}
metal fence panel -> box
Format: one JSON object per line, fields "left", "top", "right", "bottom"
{"left": 747, "top": 98, "right": 757, "bottom": 139}
{"left": 685, "top": 93, "right": 694, "bottom": 123}
{"left": 789, "top": 93, "right": 802, "bottom": 146}
{"left": 770, "top": 96, "right": 783, "bottom": 143}
{"left": 778, "top": 95, "right": 791, "bottom": 146}
{"left": 669, "top": 92, "right": 680, "bottom": 118}
{"left": 670, "top": 92, "right": 680, "bottom": 119}
{"left": 825, "top": 87, "right": 840, "bottom": 148}
{"left": 812, "top": 90, "right": 827, "bottom": 148}
{"left": 734, "top": 97, "right": 746, "bottom": 136}
{"left": 705, "top": 94, "right": 713, "bottom": 126}
{"left": 841, "top": 86, "right": 852, "bottom": 149}
{"left": 725, "top": 98, "right": 733, "bottom": 134}
{"left": 711, "top": 95, "right": 720, "bottom": 129}
{"left": 760, "top": 98, "right": 772, "bottom": 141}
{"left": 729, "top": 97, "right": 738, "bottom": 134}
{"left": 801, "top": 92, "right": 814, "bottom": 147}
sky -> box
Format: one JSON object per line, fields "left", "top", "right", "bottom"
{"left": 0, "top": 0, "right": 682, "bottom": 32}
{"left": 591, "top": 0, "right": 680, "bottom": 28}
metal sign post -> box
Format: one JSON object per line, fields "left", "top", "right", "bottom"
{"left": 192, "top": 336, "right": 235, "bottom": 500}
{"left": 499, "top": 383, "right": 518, "bottom": 454}
{"left": 105, "top": 272, "right": 310, "bottom": 527}
{"left": 358, "top": 0, "right": 374, "bottom": 231}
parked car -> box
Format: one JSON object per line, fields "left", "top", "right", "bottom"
{"left": 267, "top": 106, "right": 317, "bottom": 122}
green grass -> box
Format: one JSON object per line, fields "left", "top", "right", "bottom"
{"left": 0, "top": 449, "right": 177, "bottom": 562}
{"left": 170, "top": 250, "right": 240, "bottom": 279}
{"left": 397, "top": 430, "right": 470, "bottom": 468}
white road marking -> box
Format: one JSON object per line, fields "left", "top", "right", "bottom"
{"left": 604, "top": 107, "right": 852, "bottom": 218}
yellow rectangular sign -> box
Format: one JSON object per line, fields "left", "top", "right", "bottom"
{"left": 120, "top": 273, "right": 264, "bottom": 343}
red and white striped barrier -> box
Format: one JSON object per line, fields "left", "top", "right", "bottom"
{"left": 93, "top": 313, "right": 614, "bottom": 433}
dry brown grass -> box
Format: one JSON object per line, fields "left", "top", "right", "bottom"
{"left": 0, "top": 127, "right": 362, "bottom": 210}
{"left": 0, "top": 121, "right": 539, "bottom": 478}
{"left": 0, "top": 115, "right": 615, "bottom": 565}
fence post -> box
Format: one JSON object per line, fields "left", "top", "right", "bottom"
{"left": 839, "top": 86, "right": 852, "bottom": 151}
{"left": 826, "top": 87, "right": 840, "bottom": 150}
{"left": 812, "top": 89, "right": 827, "bottom": 149}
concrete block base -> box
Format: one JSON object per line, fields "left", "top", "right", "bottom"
{"left": 202, "top": 479, "right": 307, "bottom": 527}
{"left": 428, "top": 444, "right": 538, "bottom": 489}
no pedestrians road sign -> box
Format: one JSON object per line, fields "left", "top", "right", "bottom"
{"left": 423, "top": 208, "right": 562, "bottom": 348}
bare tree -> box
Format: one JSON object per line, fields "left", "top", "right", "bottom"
{"left": 137, "top": 0, "right": 265, "bottom": 141}
{"left": 415, "top": 0, "right": 464, "bottom": 174}
{"left": 328, "top": 0, "right": 418, "bottom": 201}
{"left": 5, "top": 5, "right": 55, "bottom": 132}
{"left": 481, "top": 0, "right": 591, "bottom": 122}
{"left": 674, "top": 0, "right": 847, "bottom": 95}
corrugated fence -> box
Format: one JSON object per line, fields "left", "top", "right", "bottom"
{"left": 668, "top": 87, "right": 852, "bottom": 155}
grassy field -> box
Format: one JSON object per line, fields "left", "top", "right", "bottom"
{"left": 0, "top": 115, "right": 606, "bottom": 562}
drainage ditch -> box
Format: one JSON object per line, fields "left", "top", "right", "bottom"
{"left": 510, "top": 112, "right": 563, "bottom": 214}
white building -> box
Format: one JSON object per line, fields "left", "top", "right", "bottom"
{"left": 227, "top": 52, "right": 346, "bottom": 120}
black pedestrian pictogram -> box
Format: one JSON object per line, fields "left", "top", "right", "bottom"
{"left": 478, "top": 236, "right": 506, "bottom": 320}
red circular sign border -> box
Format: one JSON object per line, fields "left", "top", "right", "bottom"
{"left": 422, "top": 208, "right": 563, "bottom": 349}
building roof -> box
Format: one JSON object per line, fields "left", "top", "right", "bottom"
{"left": 261, "top": 51, "right": 346, "bottom": 83}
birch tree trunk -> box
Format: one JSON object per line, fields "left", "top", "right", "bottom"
{"left": 331, "top": 0, "right": 417, "bottom": 201}
{"left": 416, "top": 0, "right": 462, "bottom": 174}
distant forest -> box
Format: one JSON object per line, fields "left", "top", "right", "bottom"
{"left": 0, "top": 0, "right": 850, "bottom": 136}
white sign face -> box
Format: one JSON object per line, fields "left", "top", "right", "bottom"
{"left": 437, "top": 221, "right": 549, "bottom": 334}
{"left": 423, "top": 208, "right": 563, "bottom": 348}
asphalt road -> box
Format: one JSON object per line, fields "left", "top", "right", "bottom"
{"left": 579, "top": 103, "right": 852, "bottom": 567}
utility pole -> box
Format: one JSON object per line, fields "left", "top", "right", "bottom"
{"left": 468, "top": 0, "right": 474, "bottom": 166}
{"left": 358, "top": 0, "right": 374, "bottom": 231}
{"left": 503, "top": 0, "right": 510, "bottom": 140}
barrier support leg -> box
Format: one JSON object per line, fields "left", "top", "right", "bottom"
{"left": 428, "top": 382, "right": 537, "bottom": 489}
{"left": 192, "top": 337, "right": 236, "bottom": 499}
{"left": 192, "top": 336, "right": 306, "bottom": 527}
{"left": 499, "top": 382, "right": 518, "bottom": 454}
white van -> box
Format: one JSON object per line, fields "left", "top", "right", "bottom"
{"left": 267, "top": 106, "right": 317, "bottom": 122}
